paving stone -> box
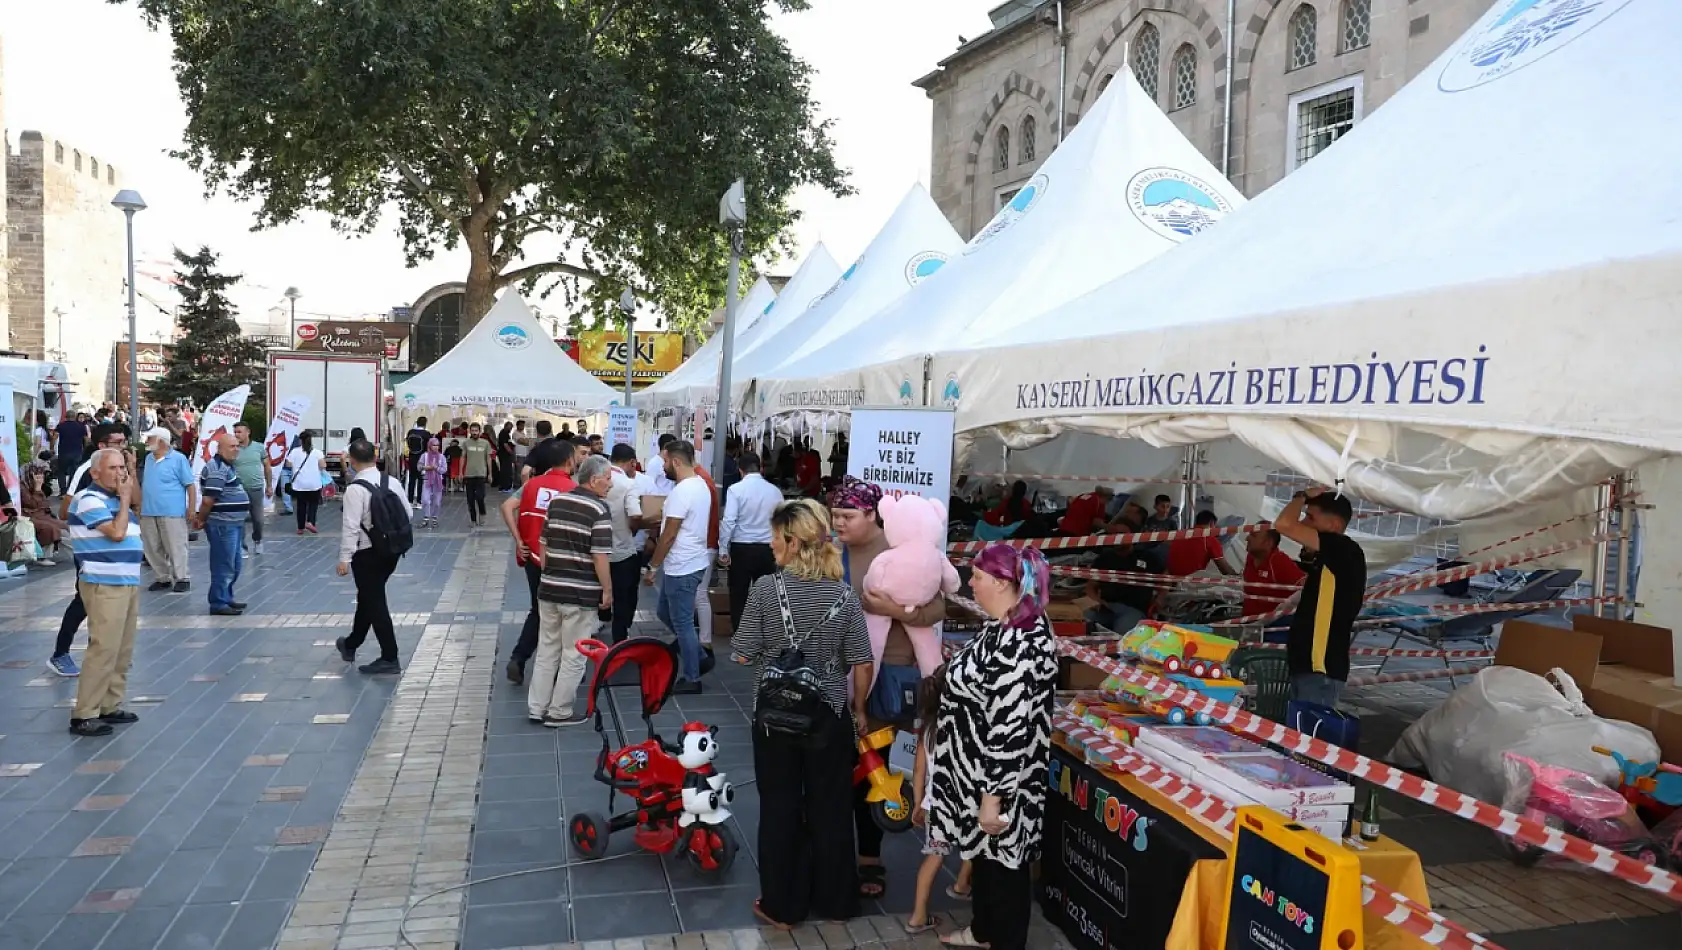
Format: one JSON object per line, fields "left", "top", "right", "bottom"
{"left": 70, "top": 836, "right": 134, "bottom": 858}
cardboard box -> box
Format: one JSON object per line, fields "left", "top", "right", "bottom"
{"left": 1059, "top": 656, "right": 1108, "bottom": 691}
{"left": 1047, "top": 601, "right": 1087, "bottom": 623}
{"left": 709, "top": 587, "right": 731, "bottom": 615}
{"left": 712, "top": 610, "right": 733, "bottom": 640}
{"left": 640, "top": 494, "right": 665, "bottom": 523}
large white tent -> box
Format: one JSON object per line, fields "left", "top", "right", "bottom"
{"left": 396, "top": 292, "right": 619, "bottom": 416}
{"left": 756, "top": 67, "right": 1245, "bottom": 420}
{"left": 931, "top": 0, "right": 1674, "bottom": 521}
{"left": 639, "top": 277, "right": 776, "bottom": 413}
{"left": 728, "top": 244, "right": 843, "bottom": 367}
{"left": 736, "top": 183, "right": 963, "bottom": 422}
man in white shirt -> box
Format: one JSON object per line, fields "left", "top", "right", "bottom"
{"left": 645, "top": 439, "right": 710, "bottom": 693}
{"left": 717, "top": 451, "right": 782, "bottom": 631}
{"left": 605, "top": 444, "right": 648, "bottom": 642}
{"left": 333, "top": 440, "right": 413, "bottom": 675}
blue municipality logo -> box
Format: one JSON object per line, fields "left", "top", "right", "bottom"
{"left": 1126, "top": 168, "right": 1233, "bottom": 242}
{"left": 940, "top": 374, "right": 962, "bottom": 408}
{"left": 903, "top": 251, "right": 949, "bottom": 286}
{"left": 964, "top": 173, "right": 1049, "bottom": 254}
{"left": 495, "top": 323, "right": 531, "bottom": 350}
{"left": 898, "top": 379, "right": 916, "bottom": 406}
{"left": 1439, "top": 0, "right": 1630, "bottom": 92}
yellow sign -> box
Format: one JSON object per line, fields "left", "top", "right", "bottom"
{"left": 1219, "top": 807, "right": 1364, "bottom": 950}
{"left": 574, "top": 330, "right": 683, "bottom": 380}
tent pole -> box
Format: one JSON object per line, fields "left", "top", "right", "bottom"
{"left": 1618, "top": 471, "right": 1640, "bottom": 619}
{"left": 1593, "top": 480, "right": 1614, "bottom": 617}
{"left": 1179, "top": 445, "right": 1197, "bottom": 528}
{"left": 1222, "top": 0, "right": 1236, "bottom": 177}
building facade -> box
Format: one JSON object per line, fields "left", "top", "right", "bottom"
{"left": 917, "top": 0, "right": 1498, "bottom": 238}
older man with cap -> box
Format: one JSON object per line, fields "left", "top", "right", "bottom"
{"left": 138, "top": 427, "right": 196, "bottom": 593}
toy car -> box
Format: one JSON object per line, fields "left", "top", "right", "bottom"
{"left": 855, "top": 726, "right": 913, "bottom": 833}
{"left": 1103, "top": 673, "right": 1243, "bottom": 726}
{"left": 1133, "top": 624, "right": 1238, "bottom": 680}
{"left": 1502, "top": 753, "right": 1667, "bottom": 869}
{"left": 1594, "top": 745, "right": 1682, "bottom": 823}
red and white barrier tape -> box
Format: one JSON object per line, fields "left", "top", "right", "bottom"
{"left": 972, "top": 472, "right": 1278, "bottom": 487}
{"left": 1366, "top": 534, "right": 1617, "bottom": 599}
{"left": 1054, "top": 712, "right": 1497, "bottom": 950}
{"left": 1061, "top": 643, "right": 1682, "bottom": 902}
{"left": 1454, "top": 502, "right": 1627, "bottom": 561}
{"left": 1044, "top": 564, "right": 1304, "bottom": 593}
{"left": 1251, "top": 645, "right": 1495, "bottom": 659}
{"left": 1346, "top": 665, "right": 1486, "bottom": 687}
{"left": 948, "top": 523, "right": 1264, "bottom": 555}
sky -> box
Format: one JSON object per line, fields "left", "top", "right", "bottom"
{"left": 1, "top": 0, "right": 999, "bottom": 329}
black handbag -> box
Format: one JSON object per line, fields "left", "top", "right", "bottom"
{"left": 867, "top": 662, "right": 921, "bottom": 727}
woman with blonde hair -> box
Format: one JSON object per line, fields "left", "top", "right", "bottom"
{"left": 732, "top": 497, "right": 873, "bottom": 929}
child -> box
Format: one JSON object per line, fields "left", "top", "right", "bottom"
{"left": 906, "top": 665, "right": 973, "bottom": 935}
{"left": 445, "top": 439, "right": 464, "bottom": 492}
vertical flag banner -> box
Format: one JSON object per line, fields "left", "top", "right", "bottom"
{"left": 264, "top": 395, "right": 311, "bottom": 466}
{"left": 191, "top": 385, "right": 252, "bottom": 477}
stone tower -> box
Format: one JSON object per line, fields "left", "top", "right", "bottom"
{"left": 0, "top": 40, "right": 10, "bottom": 351}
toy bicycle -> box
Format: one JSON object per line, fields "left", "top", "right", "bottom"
{"left": 1501, "top": 753, "right": 1667, "bottom": 868}
{"left": 856, "top": 726, "right": 914, "bottom": 833}
{"left": 1594, "top": 745, "right": 1682, "bottom": 822}
{"left": 564, "top": 637, "right": 739, "bottom": 876}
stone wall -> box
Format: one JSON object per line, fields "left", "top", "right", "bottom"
{"left": 917, "top": 0, "right": 1500, "bottom": 238}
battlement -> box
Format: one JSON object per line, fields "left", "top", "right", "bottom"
{"left": 12, "top": 129, "right": 122, "bottom": 190}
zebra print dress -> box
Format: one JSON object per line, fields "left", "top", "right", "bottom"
{"left": 926, "top": 614, "right": 1058, "bottom": 868}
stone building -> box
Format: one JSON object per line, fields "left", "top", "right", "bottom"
{"left": 916, "top": 0, "right": 1499, "bottom": 238}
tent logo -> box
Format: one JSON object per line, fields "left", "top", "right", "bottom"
{"left": 964, "top": 174, "right": 1048, "bottom": 254}
{"left": 495, "top": 324, "right": 532, "bottom": 350}
{"left": 1127, "top": 168, "right": 1233, "bottom": 242}
{"left": 897, "top": 378, "right": 916, "bottom": 406}
{"left": 402, "top": 392, "right": 416, "bottom": 407}
{"left": 940, "top": 373, "right": 962, "bottom": 409}
{"left": 1439, "top": 0, "right": 1629, "bottom": 93}
{"left": 903, "top": 251, "right": 949, "bottom": 286}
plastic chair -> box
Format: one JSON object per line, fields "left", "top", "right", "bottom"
{"left": 1228, "top": 646, "right": 1292, "bottom": 723}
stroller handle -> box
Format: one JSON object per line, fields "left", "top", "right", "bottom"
{"left": 576, "top": 638, "right": 609, "bottom": 661}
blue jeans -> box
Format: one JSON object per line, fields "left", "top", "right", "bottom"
{"left": 205, "top": 521, "right": 244, "bottom": 609}
{"left": 1291, "top": 673, "right": 1345, "bottom": 708}
{"left": 276, "top": 468, "right": 294, "bottom": 513}
{"left": 657, "top": 569, "right": 705, "bottom": 681}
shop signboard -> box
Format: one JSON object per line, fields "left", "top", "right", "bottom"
{"left": 1040, "top": 746, "right": 1218, "bottom": 950}
{"left": 846, "top": 407, "right": 955, "bottom": 504}
{"left": 111, "top": 342, "right": 174, "bottom": 406}
{"left": 293, "top": 321, "right": 412, "bottom": 372}
{"left": 572, "top": 330, "right": 684, "bottom": 383}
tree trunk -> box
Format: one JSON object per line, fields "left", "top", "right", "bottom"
{"left": 462, "top": 238, "right": 499, "bottom": 330}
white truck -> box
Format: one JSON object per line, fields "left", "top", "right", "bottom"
{"left": 0, "top": 354, "right": 75, "bottom": 431}
{"left": 267, "top": 351, "right": 385, "bottom": 475}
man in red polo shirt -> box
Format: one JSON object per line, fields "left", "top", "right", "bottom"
{"left": 1242, "top": 523, "right": 1305, "bottom": 622}
{"left": 499, "top": 444, "right": 578, "bottom": 684}
{"left": 1166, "top": 510, "right": 1237, "bottom": 576}
{"left": 1058, "top": 486, "right": 1113, "bottom": 536}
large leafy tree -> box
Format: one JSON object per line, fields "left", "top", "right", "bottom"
{"left": 147, "top": 247, "right": 268, "bottom": 409}
{"left": 123, "top": 0, "right": 847, "bottom": 331}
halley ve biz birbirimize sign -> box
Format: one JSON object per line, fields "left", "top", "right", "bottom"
{"left": 846, "top": 408, "right": 954, "bottom": 504}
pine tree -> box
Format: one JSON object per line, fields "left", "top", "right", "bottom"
{"left": 147, "top": 246, "right": 268, "bottom": 409}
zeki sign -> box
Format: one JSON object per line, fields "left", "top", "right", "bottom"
{"left": 846, "top": 408, "right": 955, "bottom": 504}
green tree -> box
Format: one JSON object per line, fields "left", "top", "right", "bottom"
{"left": 122, "top": 0, "right": 847, "bottom": 332}
{"left": 147, "top": 247, "right": 268, "bottom": 409}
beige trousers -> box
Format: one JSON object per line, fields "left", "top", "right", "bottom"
{"left": 529, "top": 601, "right": 599, "bottom": 719}
{"left": 74, "top": 581, "right": 140, "bottom": 721}
{"left": 139, "top": 515, "right": 190, "bottom": 583}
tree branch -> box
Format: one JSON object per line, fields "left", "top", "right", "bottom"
{"left": 586, "top": 0, "right": 626, "bottom": 46}
{"left": 495, "top": 259, "right": 603, "bottom": 288}
{"left": 387, "top": 152, "right": 458, "bottom": 226}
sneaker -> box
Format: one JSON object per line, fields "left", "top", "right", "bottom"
{"left": 36, "top": 558, "right": 56, "bottom": 567}
{"left": 172, "top": 580, "right": 191, "bottom": 593}
{"left": 69, "top": 719, "right": 113, "bottom": 738}
{"left": 672, "top": 679, "right": 703, "bottom": 695}
{"left": 99, "top": 710, "right": 139, "bottom": 725}
{"left": 229, "top": 602, "right": 248, "bottom": 611}
{"left": 305, "top": 524, "right": 318, "bottom": 534}
{"left": 148, "top": 580, "right": 172, "bottom": 592}
{"left": 252, "top": 541, "right": 263, "bottom": 555}
{"left": 506, "top": 657, "right": 525, "bottom": 686}
{"left": 527, "top": 714, "right": 546, "bottom": 725}
{"left": 48, "top": 654, "right": 80, "bottom": 677}
{"left": 210, "top": 606, "right": 243, "bottom": 617}
{"left": 335, "top": 636, "right": 355, "bottom": 663}
{"left": 298, "top": 529, "right": 306, "bottom": 536}
{"left": 542, "top": 712, "right": 589, "bottom": 728}
{"left": 358, "top": 658, "right": 402, "bottom": 675}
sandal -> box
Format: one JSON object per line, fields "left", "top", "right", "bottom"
{"left": 945, "top": 884, "right": 972, "bottom": 901}
{"left": 904, "top": 914, "right": 944, "bottom": 935}
{"left": 940, "top": 926, "right": 989, "bottom": 948}
{"left": 752, "top": 900, "right": 793, "bottom": 932}
{"left": 858, "top": 864, "right": 886, "bottom": 899}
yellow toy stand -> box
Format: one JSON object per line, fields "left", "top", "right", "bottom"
{"left": 1218, "top": 807, "right": 1363, "bottom": 950}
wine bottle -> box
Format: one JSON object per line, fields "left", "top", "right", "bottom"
{"left": 1359, "top": 789, "right": 1382, "bottom": 841}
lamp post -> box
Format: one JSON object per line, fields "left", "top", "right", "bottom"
{"left": 111, "top": 189, "right": 147, "bottom": 426}
{"left": 284, "top": 286, "right": 302, "bottom": 345}
{"left": 617, "top": 288, "right": 637, "bottom": 403}
{"left": 714, "top": 179, "right": 747, "bottom": 441}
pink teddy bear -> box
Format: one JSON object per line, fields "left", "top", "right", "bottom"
{"left": 862, "top": 494, "right": 961, "bottom": 678}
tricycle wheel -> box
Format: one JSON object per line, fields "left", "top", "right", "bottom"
{"left": 569, "top": 812, "right": 611, "bottom": 860}
{"left": 1504, "top": 840, "right": 1545, "bottom": 868}
{"left": 685, "top": 823, "right": 738, "bottom": 876}
{"left": 871, "top": 795, "right": 914, "bottom": 834}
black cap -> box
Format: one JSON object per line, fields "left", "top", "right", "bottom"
{"left": 610, "top": 443, "right": 638, "bottom": 462}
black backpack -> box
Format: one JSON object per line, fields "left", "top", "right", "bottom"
{"left": 405, "top": 429, "right": 427, "bottom": 459}
{"left": 754, "top": 573, "right": 844, "bottom": 740}
{"left": 354, "top": 473, "right": 414, "bottom": 559}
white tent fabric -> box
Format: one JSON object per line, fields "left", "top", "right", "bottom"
{"left": 638, "top": 277, "right": 776, "bottom": 413}
{"left": 736, "top": 183, "right": 963, "bottom": 421}
{"left": 931, "top": 0, "right": 1672, "bottom": 520}
{"left": 395, "top": 292, "right": 619, "bottom": 416}
{"left": 729, "top": 244, "right": 842, "bottom": 367}
{"left": 756, "top": 67, "right": 1244, "bottom": 420}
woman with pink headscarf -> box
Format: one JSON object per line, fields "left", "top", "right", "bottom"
{"left": 418, "top": 438, "right": 447, "bottom": 527}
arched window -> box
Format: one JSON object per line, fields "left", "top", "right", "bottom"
{"left": 1098, "top": 73, "right": 1115, "bottom": 94}
{"left": 994, "top": 125, "right": 1010, "bottom": 171}
{"left": 91, "top": 158, "right": 99, "bottom": 178}
{"left": 74, "top": 149, "right": 82, "bottom": 172}
{"left": 414, "top": 292, "right": 465, "bottom": 369}
{"left": 1133, "top": 23, "right": 1162, "bottom": 102}
{"left": 1171, "top": 44, "right": 1197, "bottom": 110}
{"left": 1289, "top": 4, "right": 1318, "bottom": 71}
{"left": 54, "top": 142, "right": 64, "bottom": 163}
{"left": 1340, "top": 0, "right": 1371, "bottom": 51}
{"left": 1019, "top": 115, "right": 1037, "bottom": 163}
{"left": 108, "top": 167, "right": 115, "bottom": 185}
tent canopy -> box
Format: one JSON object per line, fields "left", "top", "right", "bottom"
{"left": 729, "top": 244, "right": 842, "bottom": 366}
{"left": 638, "top": 277, "right": 776, "bottom": 413}
{"left": 396, "top": 292, "right": 619, "bottom": 416}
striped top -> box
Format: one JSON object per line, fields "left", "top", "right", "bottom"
{"left": 733, "top": 572, "right": 871, "bottom": 718}
{"left": 538, "top": 488, "right": 613, "bottom": 607}
{"left": 199, "top": 455, "right": 251, "bottom": 522}
{"left": 68, "top": 485, "right": 145, "bottom": 586}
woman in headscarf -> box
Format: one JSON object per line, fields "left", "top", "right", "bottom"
{"left": 20, "top": 461, "right": 65, "bottom": 562}
{"left": 418, "top": 437, "right": 447, "bottom": 528}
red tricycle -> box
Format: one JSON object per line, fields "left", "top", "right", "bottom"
{"left": 565, "top": 637, "right": 739, "bottom": 876}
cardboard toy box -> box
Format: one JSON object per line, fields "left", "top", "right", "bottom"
{"left": 1191, "top": 753, "right": 1355, "bottom": 808}
{"left": 640, "top": 494, "right": 666, "bottom": 523}
{"left": 1494, "top": 616, "right": 1682, "bottom": 762}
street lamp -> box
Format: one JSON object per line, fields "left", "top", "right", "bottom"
{"left": 284, "top": 286, "right": 302, "bottom": 345}
{"left": 617, "top": 287, "right": 637, "bottom": 403}
{"left": 112, "top": 189, "right": 147, "bottom": 426}
{"left": 714, "top": 179, "right": 747, "bottom": 442}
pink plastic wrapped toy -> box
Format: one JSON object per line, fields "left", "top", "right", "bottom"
{"left": 862, "top": 494, "right": 960, "bottom": 677}
{"left": 1500, "top": 753, "right": 1668, "bottom": 868}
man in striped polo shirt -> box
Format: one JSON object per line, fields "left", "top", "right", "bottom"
{"left": 528, "top": 455, "right": 615, "bottom": 726}
{"left": 67, "top": 448, "right": 145, "bottom": 738}
{"left": 194, "top": 432, "right": 251, "bottom": 616}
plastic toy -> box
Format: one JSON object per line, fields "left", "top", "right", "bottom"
{"left": 1133, "top": 624, "right": 1238, "bottom": 680}
{"left": 1103, "top": 672, "right": 1243, "bottom": 726}
{"left": 566, "top": 637, "right": 739, "bottom": 875}
{"left": 1501, "top": 753, "right": 1667, "bottom": 868}
{"left": 1593, "top": 745, "right": 1682, "bottom": 821}
{"left": 855, "top": 726, "right": 913, "bottom": 832}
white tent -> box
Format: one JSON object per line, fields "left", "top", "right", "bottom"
{"left": 932, "top": 0, "right": 1674, "bottom": 520}
{"left": 736, "top": 183, "right": 963, "bottom": 421}
{"left": 396, "top": 292, "right": 619, "bottom": 416}
{"left": 729, "top": 244, "right": 843, "bottom": 366}
{"left": 757, "top": 67, "right": 1245, "bottom": 420}
{"left": 638, "top": 277, "right": 777, "bottom": 413}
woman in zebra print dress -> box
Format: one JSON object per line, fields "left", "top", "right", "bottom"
{"left": 927, "top": 543, "right": 1057, "bottom": 950}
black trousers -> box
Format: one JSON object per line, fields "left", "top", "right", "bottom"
{"left": 753, "top": 708, "right": 860, "bottom": 925}
{"left": 293, "top": 490, "right": 322, "bottom": 531}
{"left": 512, "top": 560, "right": 542, "bottom": 665}
{"left": 497, "top": 453, "right": 515, "bottom": 491}
{"left": 406, "top": 463, "right": 423, "bottom": 503}
{"left": 608, "top": 556, "right": 642, "bottom": 642}
{"left": 464, "top": 477, "right": 488, "bottom": 521}
{"left": 970, "top": 857, "right": 1032, "bottom": 950}
{"left": 55, "top": 591, "right": 85, "bottom": 658}
{"left": 344, "top": 548, "right": 401, "bottom": 661}
{"left": 853, "top": 748, "right": 886, "bottom": 860}
{"left": 727, "top": 542, "right": 777, "bottom": 628}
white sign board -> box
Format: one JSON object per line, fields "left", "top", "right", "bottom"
{"left": 846, "top": 407, "right": 955, "bottom": 504}
{"left": 607, "top": 407, "right": 638, "bottom": 454}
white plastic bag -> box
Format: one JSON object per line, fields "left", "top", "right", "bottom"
{"left": 1389, "top": 665, "right": 1659, "bottom": 805}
